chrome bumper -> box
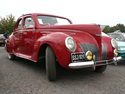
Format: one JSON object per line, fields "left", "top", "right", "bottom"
{"left": 69, "top": 56, "right": 122, "bottom": 69}
{"left": 113, "top": 56, "right": 122, "bottom": 62}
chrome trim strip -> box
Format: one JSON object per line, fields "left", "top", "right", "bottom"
{"left": 95, "top": 34, "right": 101, "bottom": 37}
{"left": 113, "top": 56, "right": 122, "bottom": 61}
{"left": 113, "top": 56, "right": 122, "bottom": 65}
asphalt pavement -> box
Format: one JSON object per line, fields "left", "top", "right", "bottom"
{"left": 0, "top": 47, "right": 125, "bottom": 94}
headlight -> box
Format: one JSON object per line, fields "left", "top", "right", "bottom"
{"left": 65, "top": 37, "right": 76, "bottom": 52}
{"left": 111, "top": 39, "right": 118, "bottom": 48}
{"left": 85, "top": 51, "right": 93, "bottom": 60}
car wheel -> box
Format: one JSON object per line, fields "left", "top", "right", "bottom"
{"left": 8, "top": 53, "right": 16, "bottom": 60}
{"left": 46, "top": 46, "right": 56, "bottom": 81}
{"left": 94, "top": 65, "right": 107, "bottom": 73}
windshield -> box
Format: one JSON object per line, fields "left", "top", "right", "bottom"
{"left": 37, "top": 16, "right": 71, "bottom": 25}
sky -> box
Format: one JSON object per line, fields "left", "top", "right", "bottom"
{"left": 0, "top": 0, "right": 125, "bottom": 26}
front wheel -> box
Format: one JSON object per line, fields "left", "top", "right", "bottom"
{"left": 94, "top": 65, "right": 107, "bottom": 73}
{"left": 46, "top": 46, "right": 57, "bottom": 81}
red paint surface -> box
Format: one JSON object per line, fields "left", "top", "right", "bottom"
{"left": 6, "top": 13, "right": 114, "bottom": 69}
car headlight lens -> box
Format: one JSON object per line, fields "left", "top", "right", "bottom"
{"left": 111, "top": 39, "right": 118, "bottom": 48}
{"left": 65, "top": 37, "right": 76, "bottom": 52}
{"left": 85, "top": 51, "right": 93, "bottom": 60}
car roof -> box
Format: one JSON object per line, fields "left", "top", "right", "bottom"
{"left": 20, "top": 13, "right": 69, "bottom": 20}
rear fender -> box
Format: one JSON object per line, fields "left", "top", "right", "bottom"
{"left": 5, "top": 35, "right": 15, "bottom": 53}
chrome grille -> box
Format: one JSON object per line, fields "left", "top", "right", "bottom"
{"left": 80, "top": 43, "right": 99, "bottom": 60}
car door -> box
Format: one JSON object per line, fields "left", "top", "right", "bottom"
{"left": 20, "top": 16, "right": 36, "bottom": 56}
{"left": 13, "top": 18, "right": 23, "bottom": 53}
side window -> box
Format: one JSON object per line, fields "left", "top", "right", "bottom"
{"left": 24, "top": 17, "right": 34, "bottom": 28}
{"left": 17, "top": 19, "right": 22, "bottom": 30}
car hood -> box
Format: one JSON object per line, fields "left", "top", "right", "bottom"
{"left": 117, "top": 41, "right": 125, "bottom": 52}
{"left": 40, "top": 24, "right": 102, "bottom": 50}
{"left": 39, "top": 24, "right": 101, "bottom": 35}
{"left": 39, "top": 24, "right": 103, "bottom": 60}
{"left": 117, "top": 41, "right": 125, "bottom": 47}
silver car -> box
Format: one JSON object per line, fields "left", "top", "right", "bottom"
{"left": 0, "top": 34, "right": 6, "bottom": 46}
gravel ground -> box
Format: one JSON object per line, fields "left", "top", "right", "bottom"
{"left": 0, "top": 47, "right": 125, "bottom": 94}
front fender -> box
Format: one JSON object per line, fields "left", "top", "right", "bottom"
{"left": 102, "top": 36, "right": 114, "bottom": 59}
{"left": 32, "top": 32, "right": 72, "bottom": 68}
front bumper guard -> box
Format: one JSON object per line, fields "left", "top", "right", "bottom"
{"left": 69, "top": 56, "right": 122, "bottom": 69}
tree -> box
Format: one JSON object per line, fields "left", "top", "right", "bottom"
{"left": 103, "top": 24, "right": 125, "bottom": 33}
{"left": 0, "top": 14, "right": 15, "bottom": 34}
{"left": 115, "top": 24, "right": 125, "bottom": 33}
{"left": 103, "top": 25, "right": 110, "bottom": 33}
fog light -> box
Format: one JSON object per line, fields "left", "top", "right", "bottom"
{"left": 114, "top": 49, "right": 118, "bottom": 56}
{"left": 85, "top": 51, "right": 93, "bottom": 60}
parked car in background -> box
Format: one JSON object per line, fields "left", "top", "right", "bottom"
{"left": 108, "top": 32, "right": 125, "bottom": 59}
{"left": 0, "top": 34, "right": 6, "bottom": 46}
{"left": 5, "top": 13, "right": 120, "bottom": 81}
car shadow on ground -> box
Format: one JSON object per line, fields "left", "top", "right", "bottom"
{"left": 11, "top": 57, "right": 45, "bottom": 74}
{"left": 10, "top": 57, "right": 104, "bottom": 81}
{"left": 109, "top": 59, "right": 125, "bottom": 68}
{"left": 117, "top": 59, "right": 125, "bottom": 66}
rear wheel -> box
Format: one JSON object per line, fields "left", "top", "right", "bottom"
{"left": 8, "top": 53, "right": 16, "bottom": 60}
{"left": 46, "top": 46, "right": 56, "bottom": 81}
{"left": 94, "top": 65, "right": 107, "bottom": 73}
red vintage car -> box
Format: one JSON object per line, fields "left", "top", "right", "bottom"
{"left": 5, "top": 13, "right": 120, "bottom": 81}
